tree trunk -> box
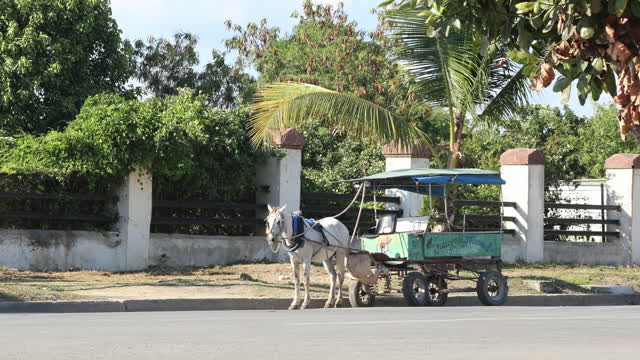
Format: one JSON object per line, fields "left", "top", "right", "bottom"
{"left": 448, "top": 109, "right": 464, "bottom": 168}
{"left": 444, "top": 109, "right": 464, "bottom": 231}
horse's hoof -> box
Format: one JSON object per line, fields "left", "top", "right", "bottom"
{"left": 324, "top": 301, "right": 332, "bottom": 309}
{"left": 288, "top": 304, "right": 299, "bottom": 310}
{"left": 300, "top": 303, "right": 309, "bottom": 310}
{"left": 334, "top": 300, "right": 344, "bottom": 308}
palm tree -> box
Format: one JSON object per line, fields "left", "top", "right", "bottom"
{"left": 249, "top": 8, "right": 531, "bottom": 169}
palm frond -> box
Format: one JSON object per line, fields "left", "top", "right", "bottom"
{"left": 249, "top": 82, "right": 430, "bottom": 151}
{"left": 480, "top": 64, "right": 530, "bottom": 120}
{"left": 386, "top": 9, "right": 481, "bottom": 113}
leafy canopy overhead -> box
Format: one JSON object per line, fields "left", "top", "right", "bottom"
{"left": 0, "top": 0, "right": 130, "bottom": 134}
{"left": 127, "top": 32, "right": 254, "bottom": 108}
{"left": 381, "top": 0, "right": 640, "bottom": 140}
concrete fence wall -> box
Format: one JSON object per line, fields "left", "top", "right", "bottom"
{"left": 495, "top": 150, "right": 640, "bottom": 266}
{"left": 1, "top": 140, "right": 640, "bottom": 270}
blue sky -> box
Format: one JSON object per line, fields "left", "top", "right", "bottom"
{"left": 110, "top": 0, "right": 612, "bottom": 117}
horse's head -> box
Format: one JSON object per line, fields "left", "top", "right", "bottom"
{"left": 265, "top": 204, "right": 287, "bottom": 251}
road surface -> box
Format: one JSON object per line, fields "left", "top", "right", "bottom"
{"left": 1, "top": 306, "right": 639, "bottom": 359}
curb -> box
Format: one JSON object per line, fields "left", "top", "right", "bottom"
{"left": 1, "top": 294, "right": 638, "bottom": 313}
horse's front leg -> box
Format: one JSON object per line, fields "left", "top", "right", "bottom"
{"left": 289, "top": 259, "right": 301, "bottom": 310}
{"left": 334, "top": 251, "right": 347, "bottom": 308}
{"left": 323, "top": 258, "right": 337, "bottom": 308}
{"left": 300, "top": 259, "right": 312, "bottom": 309}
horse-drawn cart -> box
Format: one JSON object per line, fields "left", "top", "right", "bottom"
{"left": 343, "top": 168, "right": 509, "bottom": 307}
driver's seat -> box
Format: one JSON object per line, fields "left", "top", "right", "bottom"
{"left": 375, "top": 213, "right": 397, "bottom": 235}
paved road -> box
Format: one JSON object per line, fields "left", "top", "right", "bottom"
{"left": 1, "top": 306, "right": 639, "bottom": 359}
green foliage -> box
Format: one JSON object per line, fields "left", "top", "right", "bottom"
{"left": 464, "top": 105, "right": 588, "bottom": 188}
{"left": 459, "top": 103, "right": 640, "bottom": 204}
{"left": 300, "top": 126, "right": 385, "bottom": 193}
{"left": 249, "top": 82, "right": 429, "bottom": 150}
{"left": 226, "top": 0, "right": 439, "bottom": 191}
{"left": 0, "top": 0, "right": 130, "bottom": 134}
{"left": 127, "top": 32, "right": 254, "bottom": 108}
{"left": 382, "top": 0, "right": 640, "bottom": 139}
{"left": 0, "top": 92, "right": 262, "bottom": 201}
{"left": 576, "top": 103, "right": 640, "bottom": 178}
{"left": 225, "top": 1, "right": 426, "bottom": 117}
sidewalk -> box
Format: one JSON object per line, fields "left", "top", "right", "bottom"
{"left": 1, "top": 294, "right": 639, "bottom": 313}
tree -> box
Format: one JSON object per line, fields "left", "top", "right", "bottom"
{"left": 246, "top": 2, "right": 530, "bottom": 168}
{"left": 127, "top": 32, "right": 253, "bottom": 108}
{"left": 226, "top": 1, "right": 441, "bottom": 190}
{"left": 381, "top": 0, "right": 640, "bottom": 141}
{"left": 385, "top": 7, "right": 531, "bottom": 167}
{"left": 0, "top": 0, "right": 130, "bottom": 134}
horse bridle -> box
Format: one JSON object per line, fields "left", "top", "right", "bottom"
{"left": 266, "top": 214, "right": 309, "bottom": 252}
{"left": 265, "top": 213, "right": 287, "bottom": 252}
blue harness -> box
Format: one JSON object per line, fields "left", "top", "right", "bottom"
{"left": 287, "top": 216, "right": 325, "bottom": 252}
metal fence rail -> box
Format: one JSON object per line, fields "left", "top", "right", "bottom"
{"left": 544, "top": 202, "right": 621, "bottom": 240}
{"left": 150, "top": 199, "right": 262, "bottom": 235}
{"left": 0, "top": 191, "right": 118, "bottom": 230}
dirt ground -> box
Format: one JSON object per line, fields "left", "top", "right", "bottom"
{"left": 1, "top": 263, "right": 639, "bottom": 302}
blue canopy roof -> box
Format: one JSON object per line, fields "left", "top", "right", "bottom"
{"left": 342, "top": 168, "right": 505, "bottom": 196}
{"left": 412, "top": 174, "right": 505, "bottom": 185}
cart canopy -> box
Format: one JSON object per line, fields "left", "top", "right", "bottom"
{"left": 343, "top": 168, "right": 504, "bottom": 196}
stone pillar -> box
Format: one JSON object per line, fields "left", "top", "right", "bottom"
{"left": 382, "top": 143, "right": 432, "bottom": 217}
{"left": 604, "top": 154, "right": 640, "bottom": 265}
{"left": 116, "top": 165, "right": 153, "bottom": 271}
{"left": 256, "top": 129, "right": 305, "bottom": 217}
{"left": 500, "top": 148, "right": 545, "bottom": 263}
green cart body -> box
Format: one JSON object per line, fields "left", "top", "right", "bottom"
{"left": 360, "top": 231, "right": 502, "bottom": 262}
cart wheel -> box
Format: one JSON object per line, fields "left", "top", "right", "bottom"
{"left": 348, "top": 280, "right": 376, "bottom": 307}
{"left": 476, "top": 270, "right": 509, "bottom": 306}
{"left": 425, "top": 275, "right": 448, "bottom": 306}
{"left": 402, "top": 272, "right": 429, "bottom": 306}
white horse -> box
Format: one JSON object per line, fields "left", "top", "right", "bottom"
{"left": 265, "top": 204, "right": 350, "bottom": 310}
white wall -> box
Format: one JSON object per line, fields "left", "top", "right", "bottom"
{"left": 384, "top": 157, "right": 430, "bottom": 217}
{"left": 149, "top": 234, "right": 286, "bottom": 266}
{"left": 501, "top": 164, "right": 545, "bottom": 263}
{"left": 543, "top": 241, "right": 627, "bottom": 265}
{"left": 116, "top": 166, "right": 153, "bottom": 270}
{"left": 0, "top": 230, "right": 125, "bottom": 271}
{"left": 256, "top": 148, "right": 302, "bottom": 214}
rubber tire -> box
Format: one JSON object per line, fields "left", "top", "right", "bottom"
{"left": 348, "top": 280, "right": 376, "bottom": 307}
{"left": 402, "top": 272, "right": 429, "bottom": 306}
{"left": 425, "top": 275, "right": 448, "bottom": 306}
{"left": 476, "top": 270, "right": 509, "bottom": 306}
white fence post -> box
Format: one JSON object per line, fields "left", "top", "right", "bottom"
{"left": 382, "top": 143, "right": 432, "bottom": 217}
{"left": 116, "top": 165, "right": 153, "bottom": 271}
{"left": 605, "top": 154, "right": 640, "bottom": 265}
{"left": 500, "top": 148, "right": 545, "bottom": 263}
{"left": 256, "top": 129, "right": 305, "bottom": 217}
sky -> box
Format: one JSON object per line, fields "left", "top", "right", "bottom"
{"left": 110, "top": 0, "right": 612, "bottom": 117}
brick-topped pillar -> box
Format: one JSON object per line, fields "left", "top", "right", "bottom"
{"left": 500, "top": 148, "right": 545, "bottom": 263}
{"left": 256, "top": 129, "right": 305, "bottom": 218}
{"left": 382, "top": 142, "right": 432, "bottom": 217}
{"left": 605, "top": 153, "right": 640, "bottom": 265}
